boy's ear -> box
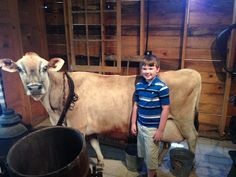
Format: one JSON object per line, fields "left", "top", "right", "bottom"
{"left": 156, "top": 66, "right": 160, "bottom": 73}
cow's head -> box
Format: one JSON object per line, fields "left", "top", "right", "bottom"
{"left": 0, "top": 52, "right": 64, "bottom": 100}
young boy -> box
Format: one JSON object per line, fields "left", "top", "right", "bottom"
{"left": 131, "top": 54, "right": 170, "bottom": 177}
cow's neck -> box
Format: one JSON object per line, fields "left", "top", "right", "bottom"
{"left": 41, "top": 71, "right": 67, "bottom": 125}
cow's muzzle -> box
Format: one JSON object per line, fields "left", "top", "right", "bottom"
{"left": 26, "top": 83, "right": 43, "bottom": 95}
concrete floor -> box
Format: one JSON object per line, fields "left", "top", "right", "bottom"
{"left": 88, "top": 138, "right": 236, "bottom": 177}
{"left": 37, "top": 119, "right": 236, "bottom": 177}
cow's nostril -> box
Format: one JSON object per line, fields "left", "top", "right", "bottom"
{"left": 27, "top": 84, "right": 42, "bottom": 92}
{"left": 27, "top": 86, "right": 32, "bottom": 91}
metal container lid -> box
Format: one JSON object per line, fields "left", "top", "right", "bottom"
{"left": 0, "top": 124, "right": 27, "bottom": 139}
{"left": 0, "top": 108, "right": 28, "bottom": 139}
{"left": 0, "top": 108, "right": 21, "bottom": 125}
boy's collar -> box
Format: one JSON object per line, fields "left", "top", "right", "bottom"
{"left": 141, "top": 76, "right": 158, "bottom": 86}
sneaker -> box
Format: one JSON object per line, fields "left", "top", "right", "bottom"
{"left": 136, "top": 174, "right": 147, "bottom": 177}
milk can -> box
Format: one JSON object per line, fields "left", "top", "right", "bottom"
{"left": 0, "top": 108, "right": 28, "bottom": 177}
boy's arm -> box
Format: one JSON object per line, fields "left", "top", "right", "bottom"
{"left": 131, "top": 102, "right": 138, "bottom": 135}
{"left": 153, "top": 105, "right": 169, "bottom": 141}
{"left": 158, "top": 105, "right": 169, "bottom": 132}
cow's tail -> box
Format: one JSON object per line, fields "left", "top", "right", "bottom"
{"left": 194, "top": 72, "right": 202, "bottom": 131}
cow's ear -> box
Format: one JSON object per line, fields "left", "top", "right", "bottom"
{"left": 48, "top": 58, "right": 65, "bottom": 71}
{"left": 0, "top": 59, "right": 18, "bottom": 73}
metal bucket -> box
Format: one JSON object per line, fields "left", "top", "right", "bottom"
{"left": 6, "top": 126, "right": 90, "bottom": 177}
{"left": 170, "top": 148, "right": 194, "bottom": 177}
{"left": 125, "top": 144, "right": 139, "bottom": 172}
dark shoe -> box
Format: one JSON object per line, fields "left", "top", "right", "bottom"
{"left": 136, "top": 174, "right": 147, "bottom": 177}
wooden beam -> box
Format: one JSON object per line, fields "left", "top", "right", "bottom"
{"left": 63, "top": 0, "right": 75, "bottom": 70}
{"left": 180, "top": 0, "right": 190, "bottom": 69}
{"left": 117, "top": 0, "right": 122, "bottom": 73}
{"left": 219, "top": 0, "right": 236, "bottom": 135}
{"left": 140, "top": 0, "right": 145, "bottom": 56}
{"left": 34, "top": 0, "right": 49, "bottom": 59}
{"left": 100, "top": 0, "right": 105, "bottom": 71}
{"left": 85, "top": 0, "right": 90, "bottom": 66}
{"left": 70, "top": 65, "right": 120, "bottom": 73}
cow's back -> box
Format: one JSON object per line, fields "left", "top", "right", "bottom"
{"left": 67, "top": 69, "right": 201, "bottom": 137}
{"left": 159, "top": 69, "right": 201, "bottom": 121}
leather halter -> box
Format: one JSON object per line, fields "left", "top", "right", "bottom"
{"left": 57, "top": 72, "right": 78, "bottom": 126}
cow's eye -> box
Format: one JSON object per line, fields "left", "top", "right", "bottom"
{"left": 42, "top": 66, "right": 48, "bottom": 72}
{"left": 17, "top": 66, "right": 23, "bottom": 73}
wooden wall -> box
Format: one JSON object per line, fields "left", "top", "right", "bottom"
{"left": 0, "top": 0, "right": 235, "bottom": 136}
{"left": 0, "top": 0, "right": 28, "bottom": 121}
{"left": 0, "top": 0, "right": 48, "bottom": 126}
{"left": 185, "top": 0, "right": 235, "bottom": 136}
{"left": 44, "top": 0, "right": 236, "bottom": 137}
{"left": 18, "top": 0, "right": 49, "bottom": 125}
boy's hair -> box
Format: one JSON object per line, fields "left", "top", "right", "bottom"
{"left": 142, "top": 54, "right": 160, "bottom": 67}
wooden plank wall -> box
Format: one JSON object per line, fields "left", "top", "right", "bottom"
{"left": 44, "top": 0, "right": 67, "bottom": 65}
{"left": 0, "top": 0, "right": 31, "bottom": 123}
{"left": 44, "top": 0, "right": 236, "bottom": 136}
{"left": 185, "top": 0, "right": 235, "bottom": 134}
{"left": 17, "top": 0, "right": 49, "bottom": 125}
{"left": 0, "top": 0, "right": 49, "bottom": 126}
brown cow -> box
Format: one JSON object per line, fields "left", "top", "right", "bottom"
{"left": 0, "top": 52, "right": 201, "bottom": 166}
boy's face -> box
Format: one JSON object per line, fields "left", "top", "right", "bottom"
{"left": 141, "top": 64, "right": 160, "bottom": 82}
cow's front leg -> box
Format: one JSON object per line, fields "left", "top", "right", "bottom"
{"left": 90, "top": 138, "right": 104, "bottom": 168}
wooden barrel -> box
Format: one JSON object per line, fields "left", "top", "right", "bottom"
{"left": 6, "top": 127, "right": 90, "bottom": 177}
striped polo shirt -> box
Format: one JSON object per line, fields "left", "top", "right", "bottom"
{"left": 134, "top": 76, "right": 170, "bottom": 128}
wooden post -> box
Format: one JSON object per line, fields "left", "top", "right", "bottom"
{"left": 116, "top": 0, "right": 121, "bottom": 73}
{"left": 84, "top": 0, "right": 90, "bottom": 66}
{"left": 140, "top": 0, "right": 145, "bottom": 56}
{"left": 34, "top": 0, "right": 49, "bottom": 59}
{"left": 219, "top": 0, "right": 236, "bottom": 135}
{"left": 63, "top": 0, "right": 75, "bottom": 71}
{"left": 100, "top": 0, "right": 105, "bottom": 72}
{"left": 180, "top": 0, "right": 190, "bottom": 69}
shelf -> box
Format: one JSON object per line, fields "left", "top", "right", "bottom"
{"left": 70, "top": 65, "right": 121, "bottom": 73}
{"left": 73, "top": 24, "right": 102, "bottom": 26}
{"left": 72, "top": 10, "right": 116, "bottom": 13}
{"left": 65, "top": 0, "right": 121, "bottom": 73}
{"left": 73, "top": 39, "right": 117, "bottom": 42}
{"left": 72, "top": 24, "right": 117, "bottom": 26}
{"left": 72, "top": 10, "right": 100, "bottom": 13}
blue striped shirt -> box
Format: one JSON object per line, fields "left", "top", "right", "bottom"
{"left": 134, "top": 76, "right": 170, "bottom": 128}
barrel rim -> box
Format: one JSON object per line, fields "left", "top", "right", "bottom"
{"left": 6, "top": 126, "right": 87, "bottom": 177}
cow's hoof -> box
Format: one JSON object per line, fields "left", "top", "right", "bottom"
{"left": 97, "top": 161, "right": 104, "bottom": 169}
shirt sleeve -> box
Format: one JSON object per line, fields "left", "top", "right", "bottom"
{"left": 134, "top": 85, "right": 139, "bottom": 102}
{"left": 159, "top": 84, "right": 170, "bottom": 105}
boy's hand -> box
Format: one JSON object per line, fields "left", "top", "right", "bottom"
{"left": 153, "top": 129, "right": 163, "bottom": 142}
{"left": 131, "top": 124, "right": 137, "bottom": 136}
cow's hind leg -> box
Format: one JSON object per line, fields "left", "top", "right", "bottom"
{"left": 158, "top": 142, "right": 170, "bottom": 166}
{"left": 90, "top": 138, "right": 104, "bottom": 168}
{"left": 184, "top": 126, "right": 198, "bottom": 153}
